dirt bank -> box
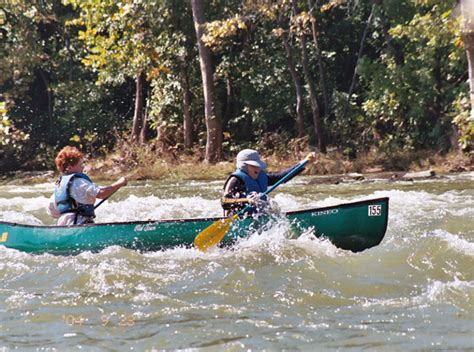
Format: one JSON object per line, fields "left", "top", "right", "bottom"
{"left": 2, "top": 149, "right": 471, "bottom": 185}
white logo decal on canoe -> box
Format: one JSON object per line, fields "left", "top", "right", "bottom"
{"left": 312, "top": 209, "right": 339, "bottom": 217}
{"left": 368, "top": 205, "right": 382, "bottom": 216}
{"left": 134, "top": 224, "right": 157, "bottom": 232}
{"left": 1, "top": 232, "right": 7, "bottom": 242}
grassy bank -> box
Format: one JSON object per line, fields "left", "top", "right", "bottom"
{"left": 86, "top": 148, "right": 472, "bottom": 182}
{"left": 1, "top": 147, "right": 472, "bottom": 185}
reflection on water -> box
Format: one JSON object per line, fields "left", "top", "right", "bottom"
{"left": 0, "top": 173, "right": 473, "bottom": 350}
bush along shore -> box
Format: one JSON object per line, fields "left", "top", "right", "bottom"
{"left": 1, "top": 148, "right": 472, "bottom": 186}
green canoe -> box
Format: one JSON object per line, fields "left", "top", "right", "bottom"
{"left": 0, "top": 197, "right": 389, "bottom": 255}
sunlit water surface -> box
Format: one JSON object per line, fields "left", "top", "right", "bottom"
{"left": 0, "top": 173, "right": 473, "bottom": 350}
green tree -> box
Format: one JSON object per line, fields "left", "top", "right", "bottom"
{"left": 65, "top": 0, "right": 204, "bottom": 152}
{"left": 358, "top": 0, "right": 466, "bottom": 152}
{"left": 458, "top": 0, "right": 474, "bottom": 150}
{"left": 64, "top": 0, "right": 148, "bottom": 142}
{"left": 1, "top": 1, "right": 134, "bottom": 169}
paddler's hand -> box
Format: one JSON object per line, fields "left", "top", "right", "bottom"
{"left": 306, "top": 152, "right": 317, "bottom": 163}
{"left": 115, "top": 177, "right": 128, "bottom": 188}
{"left": 247, "top": 192, "right": 261, "bottom": 205}
{"left": 97, "top": 177, "right": 128, "bottom": 200}
{"left": 248, "top": 192, "right": 266, "bottom": 208}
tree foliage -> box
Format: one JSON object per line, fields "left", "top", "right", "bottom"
{"left": 359, "top": 0, "right": 466, "bottom": 152}
{"left": 0, "top": 0, "right": 471, "bottom": 172}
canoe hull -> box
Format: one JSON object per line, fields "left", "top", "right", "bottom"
{"left": 0, "top": 197, "right": 389, "bottom": 254}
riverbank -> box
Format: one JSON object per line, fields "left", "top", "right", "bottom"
{"left": 1, "top": 148, "right": 471, "bottom": 185}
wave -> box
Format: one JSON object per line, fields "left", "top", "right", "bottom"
{"left": 0, "top": 211, "right": 43, "bottom": 225}
{"left": 429, "top": 229, "right": 474, "bottom": 257}
{"left": 415, "top": 278, "right": 474, "bottom": 312}
{"left": 0, "top": 196, "right": 52, "bottom": 211}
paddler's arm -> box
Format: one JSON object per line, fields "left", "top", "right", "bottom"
{"left": 267, "top": 152, "right": 316, "bottom": 186}
{"left": 267, "top": 164, "right": 304, "bottom": 185}
{"left": 96, "top": 177, "right": 128, "bottom": 199}
{"left": 221, "top": 176, "right": 248, "bottom": 212}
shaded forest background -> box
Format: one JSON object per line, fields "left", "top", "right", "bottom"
{"left": 0, "top": 0, "right": 472, "bottom": 174}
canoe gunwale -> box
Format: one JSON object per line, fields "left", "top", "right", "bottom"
{"left": 0, "top": 197, "right": 389, "bottom": 229}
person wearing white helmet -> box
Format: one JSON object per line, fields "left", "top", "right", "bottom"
{"left": 221, "top": 149, "right": 316, "bottom": 216}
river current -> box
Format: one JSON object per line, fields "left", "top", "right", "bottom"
{"left": 0, "top": 173, "right": 472, "bottom": 350}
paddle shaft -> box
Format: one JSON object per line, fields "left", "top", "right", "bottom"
{"left": 94, "top": 198, "right": 108, "bottom": 209}
{"left": 94, "top": 189, "right": 119, "bottom": 209}
{"left": 238, "top": 158, "right": 310, "bottom": 215}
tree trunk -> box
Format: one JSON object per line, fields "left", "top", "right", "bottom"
{"left": 342, "top": 2, "right": 376, "bottom": 120}
{"left": 191, "top": 0, "right": 223, "bottom": 163}
{"left": 294, "top": 0, "right": 326, "bottom": 153}
{"left": 465, "top": 38, "right": 474, "bottom": 119}
{"left": 224, "top": 75, "right": 236, "bottom": 122}
{"left": 131, "top": 72, "right": 146, "bottom": 143}
{"left": 180, "top": 63, "right": 193, "bottom": 150}
{"left": 65, "top": 35, "right": 75, "bottom": 81}
{"left": 302, "top": 36, "right": 326, "bottom": 152}
{"left": 282, "top": 35, "right": 306, "bottom": 137}
{"left": 308, "top": 0, "right": 329, "bottom": 118}
{"left": 155, "top": 122, "right": 167, "bottom": 155}
{"left": 461, "top": 1, "right": 474, "bottom": 119}
{"left": 139, "top": 103, "right": 149, "bottom": 144}
{"left": 38, "top": 69, "right": 54, "bottom": 133}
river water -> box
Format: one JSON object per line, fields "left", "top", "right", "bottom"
{"left": 0, "top": 173, "right": 472, "bottom": 350}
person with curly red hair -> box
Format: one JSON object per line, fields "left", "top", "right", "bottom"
{"left": 48, "top": 146, "right": 128, "bottom": 225}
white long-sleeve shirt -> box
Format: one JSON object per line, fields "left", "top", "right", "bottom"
{"left": 48, "top": 177, "right": 101, "bottom": 225}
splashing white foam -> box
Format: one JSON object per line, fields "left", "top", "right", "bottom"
{"left": 0, "top": 211, "right": 43, "bottom": 225}
{"left": 95, "top": 195, "right": 222, "bottom": 222}
{"left": 0, "top": 196, "right": 51, "bottom": 211}
{"left": 229, "top": 216, "right": 343, "bottom": 261}
{"left": 429, "top": 229, "right": 474, "bottom": 256}
{"left": 1, "top": 182, "right": 54, "bottom": 194}
{"left": 419, "top": 277, "right": 474, "bottom": 307}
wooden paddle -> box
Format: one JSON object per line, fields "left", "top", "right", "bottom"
{"left": 194, "top": 156, "right": 312, "bottom": 252}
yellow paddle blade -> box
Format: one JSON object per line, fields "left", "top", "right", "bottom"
{"left": 194, "top": 215, "right": 238, "bottom": 252}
